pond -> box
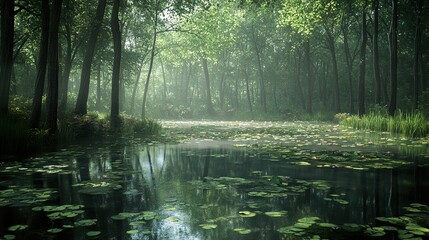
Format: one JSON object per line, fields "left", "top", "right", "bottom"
{"left": 1, "top": 120, "right": 429, "bottom": 240}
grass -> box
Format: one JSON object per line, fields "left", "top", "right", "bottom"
{"left": 338, "top": 110, "right": 429, "bottom": 138}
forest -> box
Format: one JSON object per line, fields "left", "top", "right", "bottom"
{"left": 1, "top": 0, "right": 429, "bottom": 239}
{"left": 0, "top": 0, "right": 428, "bottom": 133}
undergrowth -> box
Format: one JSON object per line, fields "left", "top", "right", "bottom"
{"left": 1, "top": 110, "right": 162, "bottom": 158}
{"left": 337, "top": 110, "right": 429, "bottom": 138}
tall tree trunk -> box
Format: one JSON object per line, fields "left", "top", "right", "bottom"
{"left": 253, "top": 37, "right": 267, "bottom": 113}
{"left": 0, "top": 0, "right": 14, "bottom": 115}
{"left": 96, "top": 62, "right": 101, "bottom": 111}
{"left": 219, "top": 71, "right": 225, "bottom": 110}
{"left": 141, "top": 12, "right": 157, "bottom": 119}
{"left": 373, "top": 0, "right": 382, "bottom": 105}
{"left": 111, "top": 0, "right": 121, "bottom": 125}
{"left": 295, "top": 51, "right": 306, "bottom": 110}
{"left": 388, "top": 0, "right": 398, "bottom": 116}
{"left": 326, "top": 32, "right": 340, "bottom": 112}
{"left": 74, "top": 0, "right": 107, "bottom": 115}
{"left": 59, "top": 23, "right": 73, "bottom": 113}
{"left": 304, "top": 40, "right": 313, "bottom": 115}
{"left": 160, "top": 58, "right": 167, "bottom": 105}
{"left": 46, "top": 0, "right": 63, "bottom": 134}
{"left": 201, "top": 57, "right": 215, "bottom": 115}
{"left": 358, "top": 3, "right": 367, "bottom": 116}
{"left": 29, "top": 0, "right": 49, "bottom": 128}
{"left": 130, "top": 58, "right": 144, "bottom": 115}
{"left": 412, "top": 0, "right": 423, "bottom": 110}
{"left": 243, "top": 68, "right": 253, "bottom": 113}
{"left": 343, "top": 26, "right": 355, "bottom": 113}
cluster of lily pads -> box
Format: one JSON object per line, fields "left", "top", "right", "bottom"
{"left": 0, "top": 187, "right": 57, "bottom": 207}
{"left": 111, "top": 210, "right": 159, "bottom": 235}
{"left": 0, "top": 204, "right": 100, "bottom": 239}
{"left": 190, "top": 175, "right": 335, "bottom": 202}
{"left": 162, "top": 120, "right": 429, "bottom": 157}
{"left": 277, "top": 203, "right": 429, "bottom": 239}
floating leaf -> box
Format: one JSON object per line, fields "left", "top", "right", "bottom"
{"left": 239, "top": 211, "right": 256, "bottom": 217}
{"left": 87, "top": 231, "right": 101, "bottom": 237}
{"left": 234, "top": 228, "right": 252, "bottom": 234}
{"left": 74, "top": 219, "right": 97, "bottom": 227}
{"left": 47, "top": 228, "right": 63, "bottom": 234}
{"left": 8, "top": 225, "right": 28, "bottom": 231}
{"left": 265, "top": 211, "right": 286, "bottom": 217}
{"left": 130, "top": 221, "right": 146, "bottom": 226}
{"left": 200, "top": 223, "right": 217, "bottom": 230}
{"left": 126, "top": 230, "right": 139, "bottom": 234}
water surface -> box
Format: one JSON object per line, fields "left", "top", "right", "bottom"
{"left": 1, "top": 121, "right": 429, "bottom": 239}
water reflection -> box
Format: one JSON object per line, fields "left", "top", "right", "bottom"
{"left": 1, "top": 141, "right": 429, "bottom": 239}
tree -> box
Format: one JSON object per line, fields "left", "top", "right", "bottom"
{"left": 59, "top": 0, "right": 83, "bottom": 113}
{"left": 111, "top": 0, "right": 121, "bottom": 124}
{"left": 388, "top": 0, "right": 398, "bottom": 116}
{"left": 372, "top": 0, "right": 382, "bottom": 105}
{"left": 29, "top": 0, "right": 49, "bottom": 128}
{"left": 201, "top": 57, "right": 215, "bottom": 115}
{"left": 0, "top": 0, "right": 14, "bottom": 115}
{"left": 75, "top": 0, "right": 107, "bottom": 115}
{"left": 141, "top": 1, "right": 158, "bottom": 119}
{"left": 412, "top": 0, "right": 424, "bottom": 110}
{"left": 46, "top": 0, "right": 63, "bottom": 134}
{"left": 358, "top": 1, "right": 367, "bottom": 116}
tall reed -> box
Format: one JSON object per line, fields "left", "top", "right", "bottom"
{"left": 340, "top": 110, "right": 429, "bottom": 138}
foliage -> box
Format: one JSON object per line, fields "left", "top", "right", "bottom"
{"left": 340, "top": 108, "right": 429, "bottom": 138}
{"left": 121, "top": 114, "right": 162, "bottom": 136}
{"left": 1, "top": 99, "right": 162, "bottom": 157}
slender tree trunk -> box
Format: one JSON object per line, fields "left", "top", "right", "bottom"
{"left": 235, "top": 77, "right": 239, "bottom": 111}
{"left": 130, "top": 59, "right": 144, "bottom": 115}
{"left": 0, "top": 0, "right": 14, "bottom": 115}
{"left": 342, "top": 22, "right": 355, "bottom": 113}
{"left": 160, "top": 58, "right": 167, "bottom": 105}
{"left": 253, "top": 38, "right": 267, "bottom": 113}
{"left": 326, "top": 32, "right": 340, "bottom": 112}
{"left": 141, "top": 12, "right": 157, "bottom": 119}
{"left": 373, "top": 0, "right": 381, "bottom": 105}
{"left": 111, "top": 0, "right": 121, "bottom": 125}
{"left": 29, "top": 0, "right": 49, "bottom": 128}
{"left": 46, "top": 0, "right": 63, "bottom": 134}
{"left": 243, "top": 68, "right": 253, "bottom": 113}
{"left": 59, "top": 24, "right": 73, "bottom": 113}
{"left": 74, "top": 0, "right": 107, "bottom": 115}
{"left": 219, "top": 72, "right": 225, "bottom": 110}
{"left": 295, "top": 52, "right": 306, "bottom": 110}
{"left": 358, "top": 4, "right": 367, "bottom": 116}
{"left": 412, "top": 0, "right": 423, "bottom": 110}
{"left": 304, "top": 40, "right": 313, "bottom": 115}
{"left": 388, "top": 0, "right": 398, "bottom": 116}
{"left": 96, "top": 62, "right": 101, "bottom": 111}
{"left": 183, "top": 62, "right": 192, "bottom": 104}
{"left": 201, "top": 57, "right": 215, "bottom": 115}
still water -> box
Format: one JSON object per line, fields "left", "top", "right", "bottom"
{"left": 1, "top": 122, "right": 429, "bottom": 239}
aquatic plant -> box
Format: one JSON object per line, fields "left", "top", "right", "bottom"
{"left": 341, "top": 110, "right": 429, "bottom": 138}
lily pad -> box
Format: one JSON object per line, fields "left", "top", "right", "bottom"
{"left": 8, "top": 225, "right": 28, "bottom": 231}
{"left": 47, "top": 228, "right": 63, "bottom": 234}
{"left": 265, "top": 211, "right": 286, "bottom": 217}
{"left": 86, "top": 231, "right": 101, "bottom": 237}
{"left": 126, "top": 230, "right": 139, "bottom": 234}
{"left": 234, "top": 228, "right": 252, "bottom": 234}
{"left": 239, "top": 211, "right": 256, "bottom": 217}
{"left": 199, "top": 223, "right": 217, "bottom": 230}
